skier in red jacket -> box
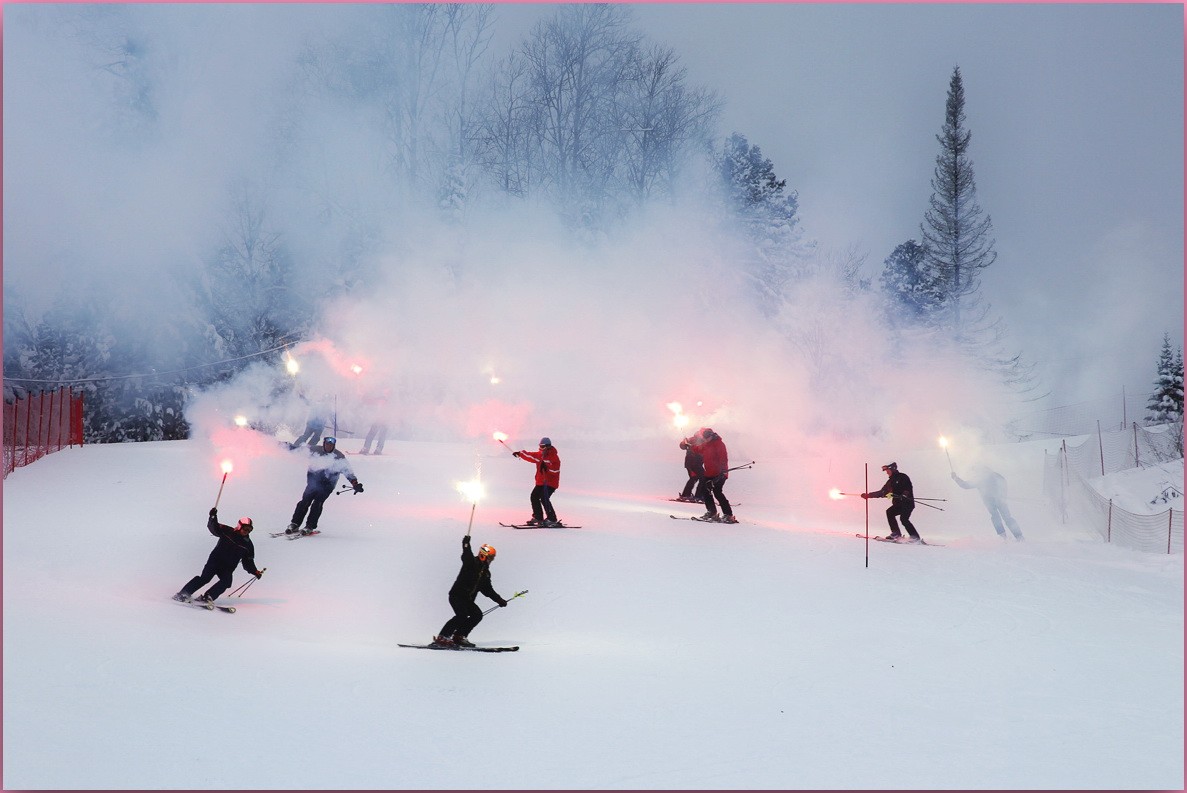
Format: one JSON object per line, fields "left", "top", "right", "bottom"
{"left": 513, "top": 437, "right": 562, "bottom": 527}
{"left": 694, "top": 428, "right": 737, "bottom": 523}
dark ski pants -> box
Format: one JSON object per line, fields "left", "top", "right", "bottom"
{"left": 362, "top": 423, "right": 387, "bottom": 454}
{"left": 291, "top": 483, "right": 333, "bottom": 530}
{"left": 181, "top": 558, "right": 236, "bottom": 601}
{"left": 531, "top": 484, "right": 557, "bottom": 522}
{"left": 440, "top": 592, "right": 483, "bottom": 639}
{"left": 703, "top": 475, "right": 732, "bottom": 517}
{"left": 681, "top": 470, "right": 705, "bottom": 499}
{"left": 292, "top": 421, "right": 326, "bottom": 448}
{"left": 886, "top": 503, "right": 919, "bottom": 539}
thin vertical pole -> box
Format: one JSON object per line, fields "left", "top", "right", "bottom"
{"left": 1121, "top": 385, "right": 1126, "bottom": 429}
{"left": 21, "top": 392, "right": 33, "bottom": 468}
{"left": 1133, "top": 422, "right": 1140, "bottom": 468}
{"left": 1097, "top": 420, "right": 1105, "bottom": 476}
{"left": 37, "top": 391, "right": 49, "bottom": 462}
{"left": 1106, "top": 499, "right": 1112, "bottom": 543}
{"left": 864, "top": 462, "right": 869, "bottom": 569}
{"left": 1169, "top": 509, "right": 1174, "bottom": 555}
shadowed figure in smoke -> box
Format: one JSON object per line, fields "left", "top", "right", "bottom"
{"left": 952, "top": 464, "right": 1024, "bottom": 541}
{"left": 287, "top": 436, "right": 363, "bottom": 535}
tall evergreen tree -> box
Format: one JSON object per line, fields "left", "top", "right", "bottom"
{"left": 1146, "top": 332, "right": 1184, "bottom": 424}
{"left": 919, "top": 66, "right": 996, "bottom": 340}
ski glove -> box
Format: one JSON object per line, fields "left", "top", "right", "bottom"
{"left": 253, "top": 570, "right": 264, "bottom": 579}
{"left": 352, "top": 480, "right": 364, "bottom": 493}
{"left": 497, "top": 598, "right": 508, "bottom": 607}
{"left": 512, "top": 451, "right": 521, "bottom": 458}
{"left": 209, "top": 507, "right": 218, "bottom": 517}
{"left": 860, "top": 493, "right": 868, "bottom": 499}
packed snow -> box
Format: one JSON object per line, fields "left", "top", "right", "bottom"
{"left": 2, "top": 430, "right": 1181, "bottom": 789}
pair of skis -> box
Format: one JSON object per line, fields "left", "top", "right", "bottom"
{"left": 855, "top": 533, "right": 943, "bottom": 547}
{"left": 174, "top": 598, "right": 236, "bottom": 613}
{"left": 269, "top": 529, "right": 321, "bottom": 540}
{"left": 498, "top": 522, "right": 582, "bottom": 530}
{"left": 397, "top": 642, "right": 519, "bottom": 653}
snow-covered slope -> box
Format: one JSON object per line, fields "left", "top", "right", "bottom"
{"left": 2, "top": 436, "right": 1182, "bottom": 789}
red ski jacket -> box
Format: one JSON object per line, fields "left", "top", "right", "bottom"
{"left": 516, "top": 445, "right": 561, "bottom": 488}
{"left": 698, "top": 432, "right": 729, "bottom": 478}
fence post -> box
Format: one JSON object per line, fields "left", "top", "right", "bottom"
{"left": 1107, "top": 499, "right": 1112, "bottom": 543}
{"left": 1097, "top": 420, "right": 1105, "bottom": 476}
{"left": 1133, "top": 422, "right": 1140, "bottom": 468}
{"left": 21, "top": 392, "right": 33, "bottom": 468}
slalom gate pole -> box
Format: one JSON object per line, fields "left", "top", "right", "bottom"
{"left": 864, "top": 463, "right": 869, "bottom": 568}
{"left": 214, "top": 472, "right": 229, "bottom": 510}
{"left": 482, "top": 589, "right": 528, "bottom": 616}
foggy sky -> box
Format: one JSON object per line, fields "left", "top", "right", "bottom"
{"left": 3, "top": 3, "right": 1182, "bottom": 444}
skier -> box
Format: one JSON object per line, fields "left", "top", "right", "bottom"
{"left": 677, "top": 436, "right": 706, "bottom": 502}
{"left": 952, "top": 464, "right": 1024, "bottom": 541}
{"left": 433, "top": 536, "right": 508, "bottom": 647}
{"left": 173, "top": 508, "right": 263, "bottom": 603}
{"left": 286, "top": 436, "right": 363, "bottom": 535}
{"left": 289, "top": 392, "right": 332, "bottom": 449}
{"left": 696, "top": 428, "right": 737, "bottom": 523}
{"left": 861, "top": 462, "right": 922, "bottom": 543}
{"left": 512, "top": 437, "right": 562, "bottom": 527}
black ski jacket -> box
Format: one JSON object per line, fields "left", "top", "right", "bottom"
{"left": 206, "top": 513, "right": 261, "bottom": 575}
{"left": 868, "top": 471, "right": 915, "bottom": 508}
{"left": 449, "top": 536, "right": 505, "bottom": 605}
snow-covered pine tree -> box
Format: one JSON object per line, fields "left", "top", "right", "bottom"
{"left": 879, "top": 240, "right": 945, "bottom": 327}
{"left": 1146, "top": 332, "right": 1184, "bottom": 425}
{"left": 715, "top": 132, "right": 811, "bottom": 315}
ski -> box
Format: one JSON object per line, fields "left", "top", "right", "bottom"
{"left": 669, "top": 515, "right": 740, "bottom": 524}
{"left": 854, "top": 533, "right": 942, "bottom": 547}
{"left": 270, "top": 529, "right": 321, "bottom": 540}
{"left": 174, "top": 598, "right": 236, "bottom": 613}
{"left": 668, "top": 499, "right": 741, "bottom": 506}
{"left": 397, "top": 643, "right": 519, "bottom": 653}
{"left": 498, "top": 522, "right": 582, "bottom": 529}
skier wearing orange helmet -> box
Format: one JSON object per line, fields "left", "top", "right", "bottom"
{"left": 433, "top": 535, "right": 508, "bottom": 648}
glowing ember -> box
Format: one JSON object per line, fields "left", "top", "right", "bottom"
{"left": 220, "top": 460, "right": 234, "bottom": 475}
{"left": 234, "top": 415, "right": 248, "bottom": 427}
{"left": 351, "top": 364, "right": 364, "bottom": 375}
{"left": 285, "top": 355, "right": 300, "bottom": 375}
{"left": 938, "top": 435, "right": 949, "bottom": 448}
{"left": 828, "top": 488, "right": 844, "bottom": 500}
{"left": 492, "top": 431, "right": 508, "bottom": 442}
{"left": 456, "top": 479, "right": 485, "bottom": 503}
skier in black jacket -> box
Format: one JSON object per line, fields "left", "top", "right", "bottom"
{"left": 173, "top": 508, "right": 263, "bottom": 603}
{"left": 861, "top": 462, "right": 923, "bottom": 543}
{"left": 286, "top": 436, "right": 362, "bottom": 535}
{"left": 433, "top": 535, "right": 507, "bottom": 648}
{"left": 677, "top": 436, "right": 705, "bottom": 502}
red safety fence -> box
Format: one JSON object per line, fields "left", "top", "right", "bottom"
{"left": 3, "top": 388, "right": 85, "bottom": 479}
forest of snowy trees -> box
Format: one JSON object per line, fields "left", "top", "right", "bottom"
{"left": 2, "top": 4, "right": 1166, "bottom": 443}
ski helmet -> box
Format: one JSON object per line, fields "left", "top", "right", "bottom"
{"left": 882, "top": 462, "right": 898, "bottom": 474}
{"left": 236, "top": 517, "right": 254, "bottom": 534}
{"left": 477, "top": 544, "right": 496, "bottom": 561}
{"left": 323, "top": 436, "right": 337, "bottom": 447}
{"left": 539, "top": 437, "right": 552, "bottom": 447}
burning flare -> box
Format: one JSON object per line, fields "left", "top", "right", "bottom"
{"left": 938, "top": 435, "right": 949, "bottom": 449}
{"left": 220, "top": 459, "right": 234, "bottom": 475}
{"left": 492, "top": 431, "right": 508, "bottom": 442}
{"left": 285, "top": 354, "right": 300, "bottom": 375}
{"left": 456, "top": 479, "right": 485, "bottom": 504}
{"left": 828, "top": 488, "right": 844, "bottom": 500}
{"left": 233, "top": 415, "right": 248, "bottom": 427}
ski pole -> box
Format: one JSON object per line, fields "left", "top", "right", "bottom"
{"left": 482, "top": 589, "right": 528, "bottom": 616}
{"left": 726, "top": 461, "right": 756, "bottom": 472}
{"left": 913, "top": 500, "right": 944, "bottom": 511}
{"left": 335, "top": 485, "right": 355, "bottom": 496}
{"left": 914, "top": 497, "right": 948, "bottom": 502}
{"left": 228, "top": 568, "right": 265, "bottom": 597}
